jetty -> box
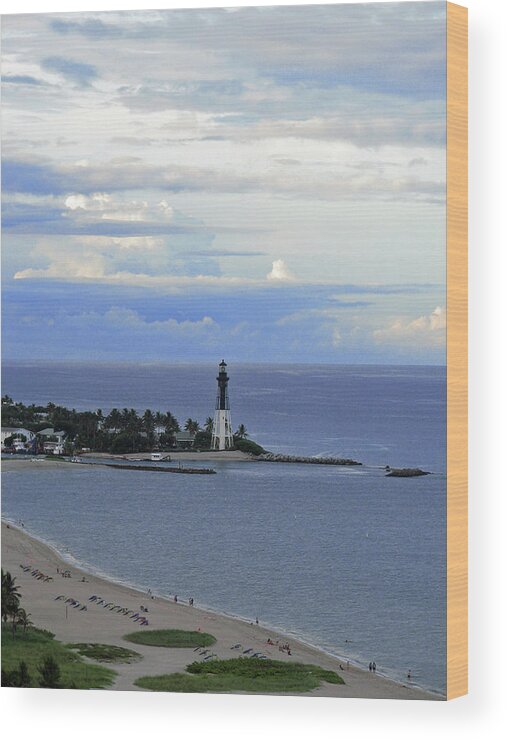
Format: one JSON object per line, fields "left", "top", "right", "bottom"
{"left": 385, "top": 467, "right": 430, "bottom": 477}
{"left": 73, "top": 460, "right": 216, "bottom": 475}
{"left": 257, "top": 453, "right": 361, "bottom": 466}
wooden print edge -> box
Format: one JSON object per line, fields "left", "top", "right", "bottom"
{"left": 446, "top": 1, "right": 468, "bottom": 701}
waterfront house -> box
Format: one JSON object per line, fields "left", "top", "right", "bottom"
{"left": 37, "top": 427, "right": 66, "bottom": 455}
{"left": 1, "top": 427, "right": 36, "bottom": 449}
{"left": 174, "top": 431, "right": 195, "bottom": 449}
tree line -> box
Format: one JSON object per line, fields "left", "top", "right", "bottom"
{"left": 2, "top": 396, "right": 249, "bottom": 454}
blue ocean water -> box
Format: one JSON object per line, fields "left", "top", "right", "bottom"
{"left": 1, "top": 363, "right": 446, "bottom": 695}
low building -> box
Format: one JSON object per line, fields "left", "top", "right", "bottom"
{"left": 1, "top": 427, "right": 36, "bottom": 448}
{"left": 37, "top": 428, "right": 66, "bottom": 443}
{"left": 37, "top": 428, "right": 66, "bottom": 455}
{"left": 43, "top": 441, "right": 65, "bottom": 455}
{"left": 174, "top": 431, "right": 195, "bottom": 449}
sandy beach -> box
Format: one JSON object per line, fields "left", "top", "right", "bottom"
{"left": 84, "top": 450, "right": 255, "bottom": 462}
{"left": 1, "top": 520, "right": 439, "bottom": 699}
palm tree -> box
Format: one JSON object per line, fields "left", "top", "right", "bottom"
{"left": 105, "top": 408, "right": 122, "bottom": 431}
{"left": 164, "top": 411, "right": 180, "bottom": 434}
{"left": 2, "top": 569, "right": 21, "bottom": 628}
{"left": 184, "top": 418, "right": 200, "bottom": 435}
{"left": 204, "top": 416, "right": 214, "bottom": 434}
{"left": 235, "top": 424, "right": 248, "bottom": 439}
{"left": 120, "top": 408, "right": 131, "bottom": 431}
{"left": 9, "top": 602, "right": 20, "bottom": 636}
{"left": 16, "top": 608, "right": 33, "bottom": 634}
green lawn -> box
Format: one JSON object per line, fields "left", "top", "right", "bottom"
{"left": 135, "top": 657, "right": 344, "bottom": 693}
{"left": 67, "top": 643, "right": 142, "bottom": 663}
{"left": 2, "top": 626, "right": 116, "bottom": 689}
{"left": 124, "top": 629, "right": 216, "bottom": 648}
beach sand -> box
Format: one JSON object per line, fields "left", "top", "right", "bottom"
{"left": 1, "top": 521, "right": 439, "bottom": 699}
{"left": 84, "top": 450, "right": 254, "bottom": 462}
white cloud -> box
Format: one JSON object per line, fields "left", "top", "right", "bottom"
{"left": 63, "top": 192, "right": 174, "bottom": 222}
{"left": 267, "top": 259, "right": 295, "bottom": 282}
{"left": 100, "top": 307, "right": 218, "bottom": 335}
{"left": 65, "top": 194, "right": 89, "bottom": 210}
{"left": 373, "top": 306, "right": 446, "bottom": 347}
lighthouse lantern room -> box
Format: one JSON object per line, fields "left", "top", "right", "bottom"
{"left": 211, "top": 360, "right": 234, "bottom": 450}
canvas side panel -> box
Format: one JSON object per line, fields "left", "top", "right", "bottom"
{"left": 446, "top": 1, "right": 468, "bottom": 701}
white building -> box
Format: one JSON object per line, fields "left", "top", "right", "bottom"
{"left": 1, "top": 427, "right": 36, "bottom": 447}
{"left": 37, "top": 428, "right": 66, "bottom": 455}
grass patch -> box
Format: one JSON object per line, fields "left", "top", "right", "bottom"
{"left": 68, "top": 643, "right": 142, "bottom": 663}
{"left": 134, "top": 657, "right": 344, "bottom": 694}
{"left": 1, "top": 626, "right": 116, "bottom": 689}
{"left": 124, "top": 629, "right": 216, "bottom": 649}
{"left": 233, "top": 438, "right": 266, "bottom": 456}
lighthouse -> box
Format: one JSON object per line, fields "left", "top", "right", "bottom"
{"left": 211, "top": 360, "right": 234, "bottom": 450}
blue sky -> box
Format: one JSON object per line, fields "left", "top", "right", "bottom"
{"left": 1, "top": 3, "right": 447, "bottom": 364}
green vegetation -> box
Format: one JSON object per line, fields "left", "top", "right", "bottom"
{"left": 2, "top": 659, "right": 32, "bottom": 688}
{"left": 193, "top": 430, "right": 212, "bottom": 449}
{"left": 1, "top": 625, "right": 116, "bottom": 689}
{"left": 2, "top": 569, "right": 22, "bottom": 634}
{"left": 124, "top": 629, "right": 216, "bottom": 648}
{"left": 111, "top": 432, "right": 150, "bottom": 455}
{"left": 38, "top": 655, "right": 61, "bottom": 688}
{"left": 134, "top": 657, "right": 344, "bottom": 693}
{"left": 68, "top": 643, "right": 142, "bottom": 663}
{"left": 235, "top": 423, "right": 248, "bottom": 439}
{"left": 233, "top": 438, "right": 266, "bottom": 456}
{"left": 1, "top": 569, "right": 116, "bottom": 688}
{"left": 184, "top": 418, "right": 200, "bottom": 435}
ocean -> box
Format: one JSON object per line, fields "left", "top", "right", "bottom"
{"left": 1, "top": 362, "right": 446, "bottom": 695}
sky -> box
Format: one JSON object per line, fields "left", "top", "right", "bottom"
{"left": 1, "top": 2, "right": 447, "bottom": 364}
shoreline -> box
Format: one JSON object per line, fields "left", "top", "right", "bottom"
{"left": 1, "top": 520, "right": 441, "bottom": 699}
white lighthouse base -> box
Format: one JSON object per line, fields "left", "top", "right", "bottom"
{"left": 211, "top": 409, "right": 234, "bottom": 450}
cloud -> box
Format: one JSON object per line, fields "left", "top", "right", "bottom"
{"left": 267, "top": 260, "right": 295, "bottom": 282}
{"left": 50, "top": 18, "right": 119, "bottom": 39}
{"left": 11, "top": 236, "right": 254, "bottom": 289}
{"left": 185, "top": 249, "right": 266, "bottom": 258}
{"left": 41, "top": 56, "right": 98, "bottom": 87}
{"left": 47, "top": 4, "right": 446, "bottom": 100}
{"left": 6, "top": 155, "right": 444, "bottom": 206}
{"left": 373, "top": 306, "right": 446, "bottom": 347}
{"left": 63, "top": 192, "right": 174, "bottom": 223}
{"left": 95, "top": 307, "right": 219, "bottom": 337}
{"left": 2, "top": 75, "right": 44, "bottom": 86}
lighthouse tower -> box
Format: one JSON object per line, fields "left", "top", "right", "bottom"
{"left": 211, "top": 360, "right": 234, "bottom": 450}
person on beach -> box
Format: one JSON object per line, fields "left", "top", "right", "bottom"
{"left": 174, "top": 595, "right": 178, "bottom": 603}
{"left": 372, "top": 662, "right": 376, "bottom": 673}
{"left": 369, "top": 662, "right": 372, "bottom": 672}
{"left": 407, "top": 670, "right": 412, "bottom": 681}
